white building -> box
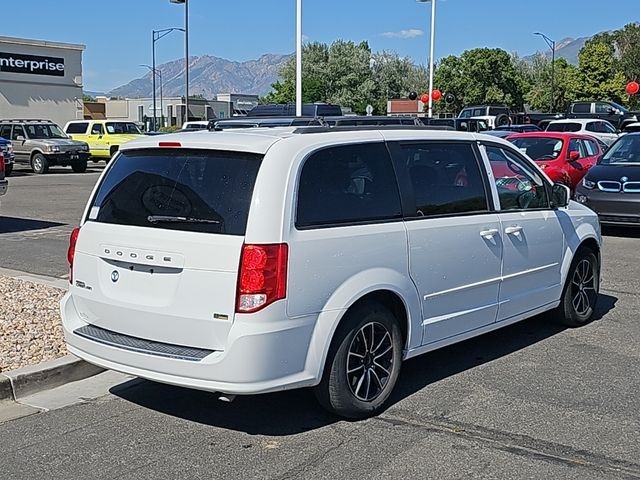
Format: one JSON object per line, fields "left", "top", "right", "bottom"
{"left": 0, "top": 36, "right": 85, "bottom": 126}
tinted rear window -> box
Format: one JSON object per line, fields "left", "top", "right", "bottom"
{"left": 547, "top": 122, "right": 581, "bottom": 132}
{"left": 66, "top": 122, "right": 89, "bottom": 134}
{"left": 89, "top": 149, "right": 262, "bottom": 235}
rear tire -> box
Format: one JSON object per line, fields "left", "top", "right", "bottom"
{"left": 496, "top": 114, "right": 510, "bottom": 127}
{"left": 72, "top": 161, "right": 87, "bottom": 173}
{"left": 31, "top": 153, "right": 49, "bottom": 174}
{"left": 552, "top": 249, "right": 599, "bottom": 327}
{"left": 314, "top": 302, "right": 403, "bottom": 419}
{"left": 4, "top": 164, "right": 12, "bottom": 177}
{"left": 109, "top": 146, "right": 119, "bottom": 161}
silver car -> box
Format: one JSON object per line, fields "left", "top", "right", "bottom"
{"left": 0, "top": 119, "right": 90, "bottom": 174}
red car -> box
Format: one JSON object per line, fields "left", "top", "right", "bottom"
{"left": 506, "top": 132, "right": 604, "bottom": 190}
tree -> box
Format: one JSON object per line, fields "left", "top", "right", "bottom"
{"left": 522, "top": 55, "right": 580, "bottom": 112}
{"left": 433, "top": 48, "right": 527, "bottom": 114}
{"left": 262, "top": 40, "right": 427, "bottom": 114}
{"left": 83, "top": 94, "right": 95, "bottom": 102}
{"left": 577, "top": 41, "right": 626, "bottom": 103}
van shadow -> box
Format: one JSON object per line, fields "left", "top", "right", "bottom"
{"left": 110, "top": 294, "right": 617, "bottom": 436}
{"left": 0, "top": 216, "right": 65, "bottom": 234}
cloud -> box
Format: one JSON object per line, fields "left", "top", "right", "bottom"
{"left": 382, "top": 29, "right": 424, "bottom": 39}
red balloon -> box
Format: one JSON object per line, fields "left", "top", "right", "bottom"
{"left": 432, "top": 89, "right": 442, "bottom": 101}
{"left": 626, "top": 81, "right": 639, "bottom": 95}
{"left": 420, "top": 93, "right": 430, "bottom": 104}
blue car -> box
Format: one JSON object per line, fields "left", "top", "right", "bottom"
{"left": 0, "top": 136, "right": 14, "bottom": 177}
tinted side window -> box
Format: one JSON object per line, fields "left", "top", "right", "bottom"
{"left": 586, "top": 122, "right": 598, "bottom": 133}
{"left": 12, "top": 125, "right": 25, "bottom": 140}
{"left": 572, "top": 103, "right": 591, "bottom": 114}
{"left": 296, "top": 143, "right": 402, "bottom": 228}
{"left": 583, "top": 139, "right": 597, "bottom": 156}
{"left": 595, "top": 103, "right": 612, "bottom": 114}
{"left": 602, "top": 122, "right": 617, "bottom": 134}
{"left": 485, "top": 145, "right": 549, "bottom": 211}
{"left": 568, "top": 139, "right": 585, "bottom": 158}
{"left": 0, "top": 125, "right": 11, "bottom": 139}
{"left": 392, "top": 142, "right": 489, "bottom": 217}
{"left": 66, "top": 122, "right": 88, "bottom": 134}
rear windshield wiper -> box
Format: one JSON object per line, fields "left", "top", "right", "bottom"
{"left": 147, "top": 215, "right": 220, "bottom": 224}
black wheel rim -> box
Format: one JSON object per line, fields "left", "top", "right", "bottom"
{"left": 346, "top": 322, "right": 394, "bottom": 402}
{"left": 571, "top": 258, "right": 596, "bottom": 316}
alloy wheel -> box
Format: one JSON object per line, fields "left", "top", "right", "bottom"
{"left": 346, "top": 322, "right": 394, "bottom": 402}
{"left": 571, "top": 258, "right": 596, "bottom": 316}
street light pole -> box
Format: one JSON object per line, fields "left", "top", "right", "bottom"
{"left": 417, "top": 0, "right": 436, "bottom": 118}
{"left": 296, "top": 0, "right": 302, "bottom": 117}
{"left": 141, "top": 65, "right": 163, "bottom": 128}
{"left": 152, "top": 27, "right": 184, "bottom": 131}
{"left": 534, "top": 32, "right": 556, "bottom": 113}
{"left": 170, "top": 0, "right": 190, "bottom": 125}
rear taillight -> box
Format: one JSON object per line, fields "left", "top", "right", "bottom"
{"left": 0, "top": 153, "right": 4, "bottom": 174}
{"left": 236, "top": 243, "right": 288, "bottom": 313}
{"left": 67, "top": 227, "right": 80, "bottom": 284}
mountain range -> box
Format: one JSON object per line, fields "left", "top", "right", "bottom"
{"left": 106, "top": 53, "right": 290, "bottom": 99}
{"left": 103, "top": 36, "right": 592, "bottom": 100}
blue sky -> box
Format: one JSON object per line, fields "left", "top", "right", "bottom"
{"left": 3, "top": 0, "right": 639, "bottom": 93}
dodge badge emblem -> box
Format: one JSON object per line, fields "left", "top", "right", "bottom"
{"left": 111, "top": 271, "right": 119, "bottom": 283}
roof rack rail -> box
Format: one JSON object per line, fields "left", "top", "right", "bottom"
{"left": 292, "top": 125, "right": 455, "bottom": 134}
{"left": 0, "top": 119, "right": 53, "bottom": 123}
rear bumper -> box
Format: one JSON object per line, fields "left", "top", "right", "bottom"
{"left": 0, "top": 179, "right": 7, "bottom": 196}
{"left": 61, "top": 293, "right": 319, "bottom": 395}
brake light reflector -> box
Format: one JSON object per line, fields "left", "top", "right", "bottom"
{"left": 236, "top": 243, "right": 288, "bottom": 313}
{"left": 158, "top": 141, "right": 182, "bottom": 148}
{"left": 67, "top": 227, "right": 80, "bottom": 284}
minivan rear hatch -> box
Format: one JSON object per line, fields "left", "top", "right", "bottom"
{"left": 71, "top": 148, "right": 262, "bottom": 351}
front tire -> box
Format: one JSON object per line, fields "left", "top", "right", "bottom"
{"left": 71, "top": 161, "right": 87, "bottom": 173}
{"left": 553, "top": 249, "right": 599, "bottom": 327}
{"left": 314, "top": 302, "right": 403, "bottom": 419}
{"left": 31, "top": 153, "right": 49, "bottom": 174}
{"left": 4, "top": 164, "right": 12, "bottom": 177}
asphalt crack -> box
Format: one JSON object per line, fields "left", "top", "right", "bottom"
{"left": 376, "top": 413, "right": 640, "bottom": 479}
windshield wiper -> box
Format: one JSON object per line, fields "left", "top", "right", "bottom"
{"left": 147, "top": 215, "right": 220, "bottom": 224}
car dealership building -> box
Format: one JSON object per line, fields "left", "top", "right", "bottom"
{"left": 0, "top": 36, "right": 85, "bottom": 127}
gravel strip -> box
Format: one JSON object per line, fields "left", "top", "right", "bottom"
{"left": 0, "top": 276, "right": 67, "bottom": 372}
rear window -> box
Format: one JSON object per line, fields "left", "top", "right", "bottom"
{"left": 571, "top": 103, "right": 591, "bottom": 114}
{"left": 88, "top": 149, "right": 262, "bottom": 235}
{"left": 66, "top": 122, "right": 89, "bottom": 134}
{"left": 547, "top": 122, "right": 581, "bottom": 132}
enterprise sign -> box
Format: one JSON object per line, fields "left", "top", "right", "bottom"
{"left": 0, "top": 52, "right": 65, "bottom": 76}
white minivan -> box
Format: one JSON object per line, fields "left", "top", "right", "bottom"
{"left": 61, "top": 127, "right": 601, "bottom": 418}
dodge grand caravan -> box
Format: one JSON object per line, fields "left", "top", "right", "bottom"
{"left": 61, "top": 127, "right": 601, "bottom": 418}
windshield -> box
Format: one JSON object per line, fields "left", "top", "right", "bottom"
{"left": 89, "top": 149, "right": 263, "bottom": 235}
{"left": 609, "top": 102, "right": 628, "bottom": 113}
{"left": 547, "top": 122, "right": 581, "bottom": 133}
{"left": 105, "top": 122, "right": 142, "bottom": 135}
{"left": 24, "top": 124, "right": 67, "bottom": 139}
{"left": 510, "top": 137, "right": 564, "bottom": 161}
{"left": 599, "top": 135, "right": 640, "bottom": 165}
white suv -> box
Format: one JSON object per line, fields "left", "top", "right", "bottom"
{"left": 61, "top": 127, "right": 601, "bottom": 418}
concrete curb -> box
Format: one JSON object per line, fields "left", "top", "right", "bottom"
{"left": 0, "top": 267, "right": 68, "bottom": 290}
{"left": 0, "top": 355, "right": 104, "bottom": 401}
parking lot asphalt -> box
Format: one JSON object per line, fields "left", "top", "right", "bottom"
{"left": 0, "top": 163, "right": 105, "bottom": 278}
{"left": 1, "top": 163, "right": 639, "bottom": 479}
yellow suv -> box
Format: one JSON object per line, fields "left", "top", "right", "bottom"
{"left": 64, "top": 120, "right": 144, "bottom": 161}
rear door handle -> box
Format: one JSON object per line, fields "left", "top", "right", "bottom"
{"left": 480, "top": 228, "right": 499, "bottom": 239}
{"left": 505, "top": 225, "right": 523, "bottom": 235}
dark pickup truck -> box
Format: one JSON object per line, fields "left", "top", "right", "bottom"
{"left": 567, "top": 101, "right": 639, "bottom": 130}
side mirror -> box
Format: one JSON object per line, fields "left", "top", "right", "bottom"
{"left": 16, "top": 135, "right": 25, "bottom": 141}
{"left": 551, "top": 183, "right": 570, "bottom": 208}
{"left": 569, "top": 151, "right": 580, "bottom": 161}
